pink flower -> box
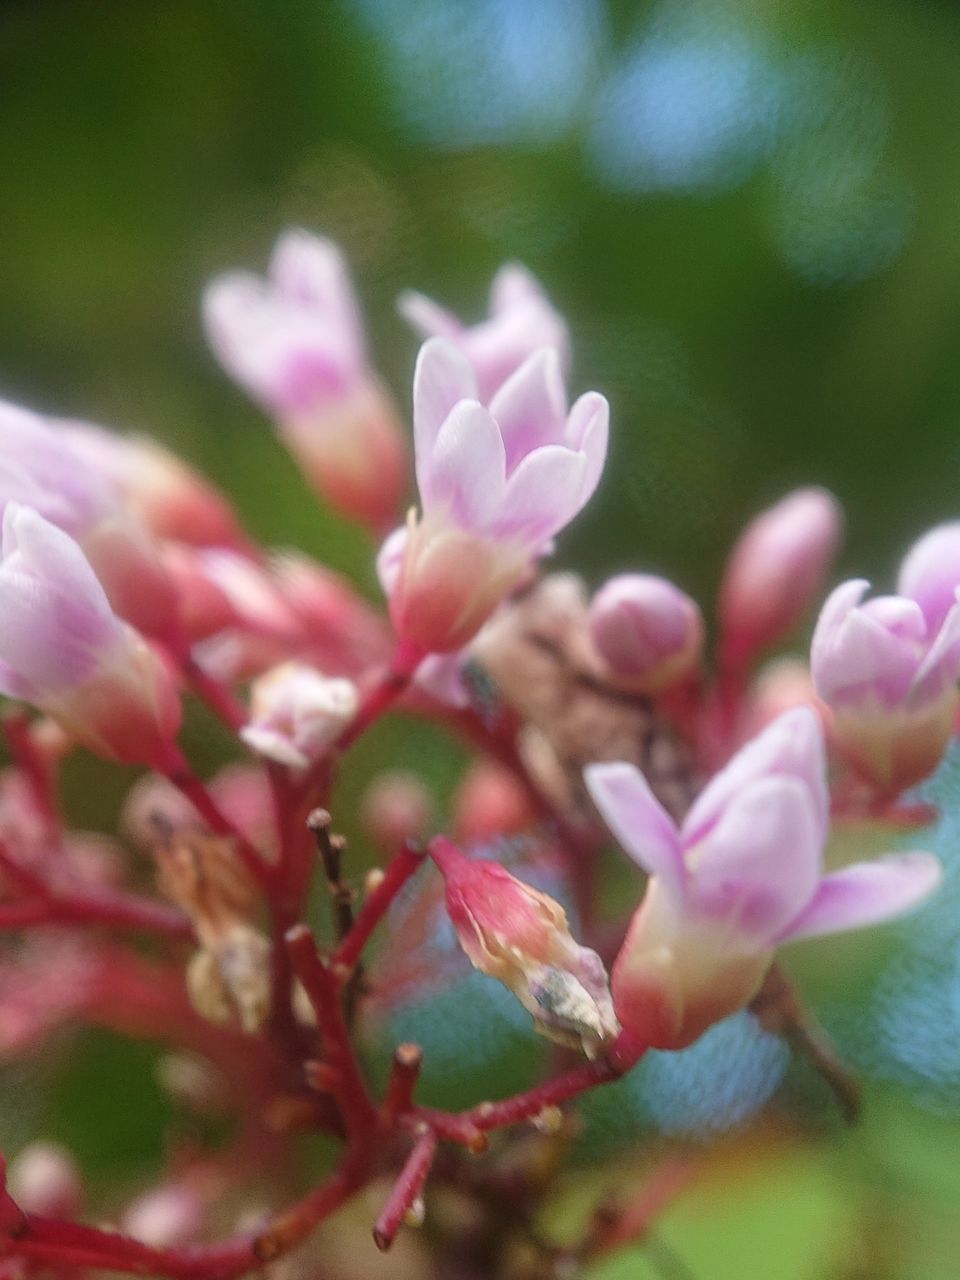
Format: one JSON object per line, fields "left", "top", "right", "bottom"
{"left": 718, "top": 488, "right": 843, "bottom": 669}
{"left": 203, "top": 230, "right": 408, "bottom": 529}
{"left": 588, "top": 573, "right": 704, "bottom": 692}
{"left": 896, "top": 520, "right": 960, "bottom": 634}
{"left": 399, "top": 262, "right": 571, "bottom": 401}
{"left": 429, "top": 836, "right": 618, "bottom": 1056}
{"left": 0, "top": 400, "right": 181, "bottom": 645}
{"left": 240, "top": 662, "right": 358, "bottom": 769}
{"left": 0, "top": 506, "right": 182, "bottom": 769}
{"left": 811, "top": 579, "right": 960, "bottom": 793}
{"left": 385, "top": 339, "right": 608, "bottom": 653}
{"left": 585, "top": 708, "right": 940, "bottom": 1051}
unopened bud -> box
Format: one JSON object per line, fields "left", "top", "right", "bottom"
{"left": 7, "top": 1142, "right": 82, "bottom": 1218}
{"left": 719, "top": 488, "right": 842, "bottom": 668}
{"left": 453, "top": 761, "right": 535, "bottom": 844}
{"left": 122, "top": 1184, "right": 202, "bottom": 1247}
{"left": 897, "top": 520, "right": 960, "bottom": 633}
{"left": 589, "top": 573, "right": 704, "bottom": 692}
{"left": 362, "top": 771, "right": 433, "bottom": 853}
{"left": 429, "top": 837, "right": 618, "bottom": 1056}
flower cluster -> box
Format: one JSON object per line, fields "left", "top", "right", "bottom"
{"left": 0, "top": 230, "right": 952, "bottom": 1280}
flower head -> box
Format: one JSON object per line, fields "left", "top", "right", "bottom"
{"left": 719, "top": 488, "right": 843, "bottom": 668}
{"left": 203, "top": 229, "right": 408, "bottom": 529}
{"left": 0, "top": 506, "right": 181, "bottom": 769}
{"left": 385, "top": 339, "right": 608, "bottom": 652}
{"left": 429, "top": 836, "right": 618, "bottom": 1057}
{"left": 586, "top": 708, "right": 940, "bottom": 1051}
{"left": 811, "top": 579, "right": 960, "bottom": 793}
{"left": 240, "top": 662, "right": 358, "bottom": 769}
{"left": 398, "top": 262, "right": 571, "bottom": 400}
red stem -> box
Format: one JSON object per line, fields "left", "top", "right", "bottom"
{"left": 333, "top": 639, "right": 424, "bottom": 755}
{"left": 332, "top": 843, "right": 425, "bottom": 973}
{"left": 180, "top": 656, "right": 249, "bottom": 734}
{"left": 372, "top": 1129, "right": 437, "bottom": 1251}
{"left": 165, "top": 761, "right": 271, "bottom": 892}
{"left": 381, "top": 1043, "right": 423, "bottom": 1128}
{"left": 0, "top": 890, "right": 192, "bottom": 939}
{"left": 285, "top": 925, "right": 377, "bottom": 1138}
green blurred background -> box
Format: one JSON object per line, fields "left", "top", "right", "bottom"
{"left": 3, "top": 1, "right": 960, "bottom": 1276}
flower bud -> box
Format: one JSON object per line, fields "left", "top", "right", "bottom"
{"left": 399, "top": 261, "right": 571, "bottom": 401}
{"left": 719, "top": 488, "right": 843, "bottom": 668}
{"left": 0, "top": 506, "right": 182, "bottom": 769}
{"left": 361, "top": 771, "right": 433, "bottom": 854}
{"left": 589, "top": 573, "right": 704, "bottom": 692}
{"left": 7, "top": 1142, "right": 82, "bottom": 1218}
{"left": 204, "top": 229, "right": 409, "bottom": 531}
{"left": 122, "top": 1185, "right": 202, "bottom": 1247}
{"left": 62, "top": 423, "right": 250, "bottom": 551}
{"left": 739, "top": 656, "right": 825, "bottom": 741}
{"left": 587, "top": 708, "right": 941, "bottom": 1051}
{"left": 429, "top": 836, "right": 619, "bottom": 1056}
{"left": 811, "top": 579, "right": 960, "bottom": 794}
{"left": 896, "top": 520, "right": 960, "bottom": 634}
{"left": 452, "top": 761, "right": 536, "bottom": 844}
{"left": 240, "top": 662, "right": 358, "bottom": 769}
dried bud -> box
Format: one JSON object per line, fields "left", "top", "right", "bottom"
{"left": 155, "top": 832, "right": 258, "bottom": 950}
{"left": 429, "top": 837, "right": 618, "bottom": 1057}
{"left": 186, "top": 924, "right": 272, "bottom": 1034}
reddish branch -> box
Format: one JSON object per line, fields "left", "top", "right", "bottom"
{"left": 373, "top": 1129, "right": 437, "bottom": 1251}
{"left": 333, "top": 843, "right": 425, "bottom": 973}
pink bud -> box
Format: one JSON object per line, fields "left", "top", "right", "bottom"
{"left": 738, "top": 656, "right": 827, "bottom": 742}
{"left": 399, "top": 261, "right": 571, "bottom": 401}
{"left": 0, "top": 401, "right": 183, "bottom": 646}
{"left": 429, "top": 836, "right": 618, "bottom": 1056}
{"left": 811, "top": 579, "right": 960, "bottom": 794}
{"left": 240, "top": 662, "right": 358, "bottom": 769}
{"left": 203, "top": 230, "right": 409, "bottom": 531}
{"left": 719, "top": 488, "right": 843, "bottom": 668}
{"left": 7, "top": 1142, "right": 82, "bottom": 1218}
{"left": 62, "top": 423, "right": 250, "bottom": 552}
{"left": 0, "top": 506, "right": 182, "bottom": 769}
{"left": 586, "top": 708, "right": 941, "bottom": 1050}
{"left": 452, "top": 761, "right": 536, "bottom": 844}
{"left": 361, "top": 771, "right": 433, "bottom": 854}
{"left": 589, "top": 573, "right": 704, "bottom": 692}
{"left": 122, "top": 1185, "right": 202, "bottom": 1247}
{"left": 897, "top": 520, "right": 960, "bottom": 634}
{"left": 384, "top": 340, "right": 608, "bottom": 653}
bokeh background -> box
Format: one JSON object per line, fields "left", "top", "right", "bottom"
{"left": 3, "top": 1, "right": 960, "bottom": 1277}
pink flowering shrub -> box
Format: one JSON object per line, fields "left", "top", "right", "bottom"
{"left": 0, "top": 230, "right": 952, "bottom": 1278}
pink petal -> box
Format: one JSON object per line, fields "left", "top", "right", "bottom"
{"left": 494, "top": 445, "right": 589, "bottom": 551}
{"left": 684, "top": 707, "right": 828, "bottom": 847}
{"left": 778, "top": 852, "right": 942, "bottom": 943}
{"left": 565, "top": 391, "right": 609, "bottom": 503}
{"left": 818, "top": 605, "right": 922, "bottom": 707}
{"left": 896, "top": 520, "right": 960, "bottom": 633}
{"left": 424, "top": 401, "right": 506, "bottom": 531}
{"left": 269, "top": 230, "right": 366, "bottom": 362}
{"left": 690, "top": 774, "right": 823, "bottom": 945}
{"left": 488, "top": 349, "right": 568, "bottom": 471}
{"left": 584, "top": 761, "right": 684, "bottom": 897}
{"left": 397, "top": 290, "right": 463, "bottom": 340}
{"left": 412, "top": 339, "right": 478, "bottom": 486}
{"left": 911, "top": 595, "right": 960, "bottom": 703}
{"left": 810, "top": 578, "right": 870, "bottom": 685}
{"left": 489, "top": 262, "right": 546, "bottom": 313}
